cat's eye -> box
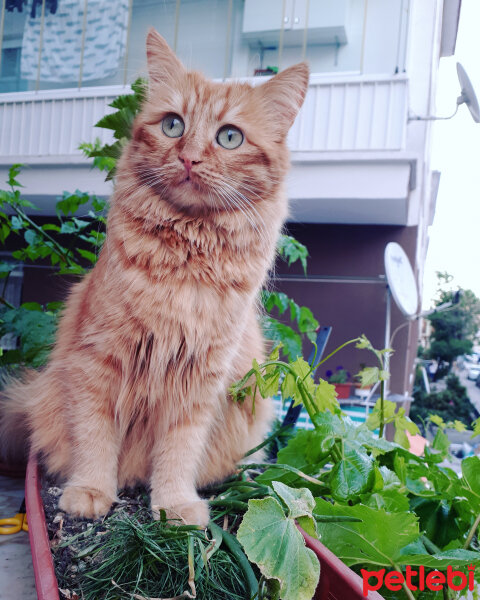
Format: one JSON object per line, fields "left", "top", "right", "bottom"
{"left": 217, "top": 125, "right": 243, "bottom": 150}
{"left": 161, "top": 114, "right": 185, "bottom": 138}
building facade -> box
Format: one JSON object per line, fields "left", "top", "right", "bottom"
{"left": 0, "top": 0, "right": 461, "bottom": 399}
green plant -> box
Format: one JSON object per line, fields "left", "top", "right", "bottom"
{"left": 426, "top": 272, "right": 480, "bottom": 372}
{"left": 325, "top": 366, "right": 349, "bottom": 384}
{"left": 55, "top": 510, "right": 252, "bottom": 600}
{"left": 0, "top": 165, "right": 107, "bottom": 369}
{"left": 411, "top": 373, "right": 479, "bottom": 428}
{"left": 225, "top": 336, "right": 480, "bottom": 599}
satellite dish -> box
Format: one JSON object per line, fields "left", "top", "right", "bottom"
{"left": 384, "top": 243, "right": 418, "bottom": 318}
{"left": 409, "top": 62, "right": 480, "bottom": 123}
{"left": 456, "top": 63, "right": 480, "bottom": 123}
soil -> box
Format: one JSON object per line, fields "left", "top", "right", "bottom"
{"left": 41, "top": 475, "right": 153, "bottom": 600}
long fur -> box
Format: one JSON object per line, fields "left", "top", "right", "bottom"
{"left": 0, "top": 30, "right": 309, "bottom": 525}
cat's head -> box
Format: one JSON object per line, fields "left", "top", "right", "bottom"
{"left": 126, "top": 29, "right": 309, "bottom": 218}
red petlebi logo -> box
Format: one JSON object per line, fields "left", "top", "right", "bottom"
{"left": 361, "top": 565, "right": 476, "bottom": 596}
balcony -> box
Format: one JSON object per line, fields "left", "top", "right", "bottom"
{"left": 0, "top": 73, "right": 415, "bottom": 225}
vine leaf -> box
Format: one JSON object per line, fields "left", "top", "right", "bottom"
{"left": 237, "top": 486, "right": 320, "bottom": 600}
{"left": 314, "top": 499, "right": 419, "bottom": 567}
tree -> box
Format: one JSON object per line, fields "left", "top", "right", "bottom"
{"left": 426, "top": 271, "right": 480, "bottom": 369}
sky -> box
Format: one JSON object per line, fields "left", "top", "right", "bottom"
{"left": 422, "top": 0, "right": 480, "bottom": 308}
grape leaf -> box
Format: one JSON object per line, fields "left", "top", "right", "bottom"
{"left": 237, "top": 495, "right": 320, "bottom": 600}
{"left": 314, "top": 499, "right": 419, "bottom": 567}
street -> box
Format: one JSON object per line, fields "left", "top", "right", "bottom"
{"left": 457, "top": 368, "right": 480, "bottom": 414}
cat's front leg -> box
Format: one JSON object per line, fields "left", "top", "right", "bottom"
{"left": 58, "top": 383, "right": 120, "bottom": 519}
{"left": 150, "top": 404, "right": 214, "bottom": 527}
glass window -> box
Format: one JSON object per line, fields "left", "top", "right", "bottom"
{"left": 0, "top": 0, "right": 130, "bottom": 93}
{"left": 0, "top": 0, "right": 407, "bottom": 94}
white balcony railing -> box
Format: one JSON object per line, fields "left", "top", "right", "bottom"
{"left": 0, "top": 74, "right": 408, "bottom": 162}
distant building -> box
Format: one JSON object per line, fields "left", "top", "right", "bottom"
{"left": 0, "top": 0, "right": 461, "bottom": 401}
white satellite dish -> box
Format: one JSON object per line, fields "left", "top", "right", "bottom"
{"left": 384, "top": 242, "right": 418, "bottom": 318}
{"left": 409, "top": 62, "right": 480, "bottom": 124}
{"left": 456, "top": 62, "right": 480, "bottom": 123}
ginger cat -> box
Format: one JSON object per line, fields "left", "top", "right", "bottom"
{"left": 0, "top": 30, "right": 309, "bottom": 526}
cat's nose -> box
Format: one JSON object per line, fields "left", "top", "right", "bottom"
{"left": 179, "top": 154, "right": 201, "bottom": 173}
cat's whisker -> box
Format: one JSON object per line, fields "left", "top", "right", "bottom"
{"left": 219, "top": 180, "right": 268, "bottom": 239}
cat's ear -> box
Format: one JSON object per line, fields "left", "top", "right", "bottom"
{"left": 146, "top": 28, "right": 185, "bottom": 84}
{"left": 256, "top": 63, "right": 309, "bottom": 136}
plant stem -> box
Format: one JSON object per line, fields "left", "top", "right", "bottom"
{"left": 331, "top": 442, "right": 343, "bottom": 464}
{"left": 379, "top": 380, "right": 385, "bottom": 438}
{"left": 393, "top": 564, "right": 415, "bottom": 600}
{"left": 317, "top": 338, "right": 361, "bottom": 367}
{"left": 0, "top": 295, "right": 15, "bottom": 309}
{"left": 243, "top": 424, "right": 293, "bottom": 458}
{"left": 209, "top": 499, "right": 249, "bottom": 511}
{"left": 11, "top": 205, "right": 72, "bottom": 265}
{"left": 463, "top": 513, "right": 480, "bottom": 549}
{"left": 238, "top": 462, "right": 323, "bottom": 486}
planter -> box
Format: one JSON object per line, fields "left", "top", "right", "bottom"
{"left": 26, "top": 453, "right": 383, "bottom": 600}
{"left": 25, "top": 453, "right": 59, "bottom": 600}
{"left": 334, "top": 382, "right": 352, "bottom": 399}
{"left": 303, "top": 530, "right": 384, "bottom": 599}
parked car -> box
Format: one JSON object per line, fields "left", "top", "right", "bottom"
{"left": 467, "top": 364, "right": 480, "bottom": 380}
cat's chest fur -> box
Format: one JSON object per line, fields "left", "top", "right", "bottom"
{"left": 83, "top": 211, "right": 267, "bottom": 387}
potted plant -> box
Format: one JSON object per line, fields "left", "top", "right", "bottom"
{"left": 23, "top": 335, "right": 480, "bottom": 599}
{"left": 326, "top": 366, "right": 352, "bottom": 399}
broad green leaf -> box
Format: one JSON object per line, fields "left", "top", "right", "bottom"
{"left": 262, "top": 316, "right": 302, "bottom": 361}
{"left": 76, "top": 249, "right": 98, "bottom": 264}
{"left": 365, "top": 398, "right": 397, "bottom": 430}
{"left": 60, "top": 221, "right": 78, "bottom": 234}
{"left": 452, "top": 419, "right": 467, "bottom": 432}
{"left": 398, "top": 548, "right": 480, "bottom": 568}
{"left": 472, "top": 417, "right": 480, "bottom": 439}
{"left": 261, "top": 290, "right": 290, "bottom": 315}
{"left": 95, "top": 109, "right": 135, "bottom": 140}
{"left": 314, "top": 499, "right": 419, "bottom": 567}
{"left": 297, "top": 306, "right": 318, "bottom": 335}
{"left": 313, "top": 379, "right": 340, "bottom": 414}
{"left": 24, "top": 229, "right": 40, "bottom": 246}
{"left": 364, "top": 490, "right": 410, "bottom": 513}
{"left": 459, "top": 456, "right": 480, "bottom": 512}
{"left": 424, "top": 428, "right": 450, "bottom": 464}
{"left": 329, "top": 442, "right": 375, "bottom": 503}
{"left": 281, "top": 371, "right": 298, "bottom": 403}
{"left": 272, "top": 482, "right": 318, "bottom": 539}
{"left": 393, "top": 454, "right": 406, "bottom": 485}
{"left": 256, "top": 429, "right": 328, "bottom": 488}
{"left": 11, "top": 216, "right": 23, "bottom": 230}
{"left": 429, "top": 414, "right": 446, "bottom": 429}
{"left": 21, "top": 302, "right": 42, "bottom": 311}
{"left": 276, "top": 234, "right": 308, "bottom": 274}
{"left": 272, "top": 481, "right": 315, "bottom": 519}
{"left": 7, "top": 164, "right": 24, "bottom": 188}
{"left": 237, "top": 496, "right": 320, "bottom": 600}
{"left": 357, "top": 366, "right": 382, "bottom": 387}
{"left": 410, "top": 497, "right": 462, "bottom": 548}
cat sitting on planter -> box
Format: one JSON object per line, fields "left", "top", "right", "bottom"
{"left": 0, "top": 29, "right": 309, "bottom": 526}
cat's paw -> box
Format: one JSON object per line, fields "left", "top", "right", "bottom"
{"left": 152, "top": 499, "right": 210, "bottom": 527}
{"left": 59, "top": 485, "right": 114, "bottom": 519}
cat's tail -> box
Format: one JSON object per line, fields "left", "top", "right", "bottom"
{"left": 0, "top": 369, "right": 70, "bottom": 476}
{"left": 0, "top": 371, "right": 36, "bottom": 466}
